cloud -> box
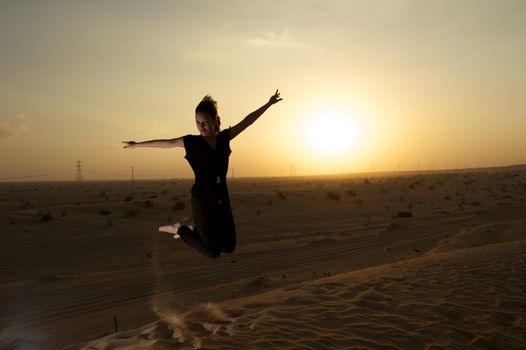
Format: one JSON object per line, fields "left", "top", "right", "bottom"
{"left": 0, "top": 113, "right": 29, "bottom": 138}
{"left": 246, "top": 29, "right": 301, "bottom": 48}
{"left": 0, "top": 123, "right": 16, "bottom": 138}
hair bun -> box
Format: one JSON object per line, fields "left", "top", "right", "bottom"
{"left": 196, "top": 95, "right": 221, "bottom": 133}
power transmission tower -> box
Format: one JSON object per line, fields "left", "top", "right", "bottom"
{"left": 75, "top": 160, "right": 83, "bottom": 181}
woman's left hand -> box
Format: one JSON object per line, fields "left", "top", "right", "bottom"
{"left": 268, "top": 89, "right": 283, "bottom": 105}
{"left": 122, "top": 141, "right": 137, "bottom": 149}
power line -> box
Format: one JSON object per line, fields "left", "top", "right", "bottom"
{"left": 0, "top": 170, "right": 71, "bottom": 181}
{"left": 0, "top": 166, "right": 70, "bottom": 175}
{"left": 75, "top": 160, "right": 83, "bottom": 181}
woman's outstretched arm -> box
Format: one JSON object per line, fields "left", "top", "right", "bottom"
{"left": 122, "top": 136, "right": 184, "bottom": 149}
{"left": 230, "top": 90, "right": 282, "bottom": 139}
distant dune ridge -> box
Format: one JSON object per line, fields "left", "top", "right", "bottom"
{"left": 0, "top": 166, "right": 525, "bottom": 349}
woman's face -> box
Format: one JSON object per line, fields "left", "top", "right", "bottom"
{"left": 195, "top": 112, "right": 215, "bottom": 136}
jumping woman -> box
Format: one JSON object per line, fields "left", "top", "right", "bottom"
{"left": 122, "top": 90, "right": 283, "bottom": 258}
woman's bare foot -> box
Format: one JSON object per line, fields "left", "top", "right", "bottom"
{"left": 159, "top": 223, "right": 181, "bottom": 239}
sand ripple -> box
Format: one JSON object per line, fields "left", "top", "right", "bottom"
{"left": 82, "top": 239, "right": 526, "bottom": 350}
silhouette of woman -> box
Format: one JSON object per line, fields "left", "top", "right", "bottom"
{"left": 123, "top": 90, "right": 282, "bottom": 258}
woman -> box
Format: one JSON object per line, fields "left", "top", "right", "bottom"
{"left": 123, "top": 90, "right": 283, "bottom": 258}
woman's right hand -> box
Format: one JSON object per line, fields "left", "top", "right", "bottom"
{"left": 122, "top": 141, "right": 137, "bottom": 149}
{"left": 268, "top": 89, "right": 283, "bottom": 106}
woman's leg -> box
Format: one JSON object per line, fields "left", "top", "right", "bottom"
{"left": 178, "top": 225, "right": 222, "bottom": 259}
{"left": 159, "top": 223, "right": 221, "bottom": 258}
{"left": 218, "top": 211, "right": 236, "bottom": 254}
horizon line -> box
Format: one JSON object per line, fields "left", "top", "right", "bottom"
{"left": 1, "top": 163, "right": 525, "bottom": 183}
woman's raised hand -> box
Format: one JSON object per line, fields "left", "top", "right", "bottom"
{"left": 268, "top": 89, "right": 283, "bottom": 105}
{"left": 122, "top": 141, "right": 137, "bottom": 149}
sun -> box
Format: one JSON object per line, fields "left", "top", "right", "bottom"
{"left": 307, "top": 110, "right": 357, "bottom": 154}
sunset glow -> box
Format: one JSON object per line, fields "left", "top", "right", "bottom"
{"left": 0, "top": 1, "right": 525, "bottom": 180}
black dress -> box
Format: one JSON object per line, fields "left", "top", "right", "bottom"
{"left": 178, "top": 128, "right": 236, "bottom": 258}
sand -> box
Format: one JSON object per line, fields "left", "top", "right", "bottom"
{"left": 1, "top": 166, "right": 525, "bottom": 349}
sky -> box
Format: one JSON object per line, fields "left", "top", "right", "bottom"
{"left": 1, "top": 0, "right": 525, "bottom": 181}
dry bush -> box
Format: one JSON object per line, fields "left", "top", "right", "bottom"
{"left": 143, "top": 200, "right": 155, "bottom": 208}
{"left": 395, "top": 211, "right": 413, "bottom": 218}
{"left": 40, "top": 212, "right": 53, "bottom": 222}
{"left": 123, "top": 209, "right": 138, "bottom": 218}
{"left": 326, "top": 191, "right": 341, "bottom": 200}
{"left": 174, "top": 201, "right": 185, "bottom": 211}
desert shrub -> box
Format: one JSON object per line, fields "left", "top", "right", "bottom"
{"left": 386, "top": 222, "right": 402, "bottom": 230}
{"left": 174, "top": 201, "right": 185, "bottom": 211}
{"left": 355, "top": 199, "right": 364, "bottom": 205}
{"left": 21, "top": 200, "right": 33, "bottom": 210}
{"left": 99, "top": 209, "right": 111, "bottom": 216}
{"left": 277, "top": 192, "right": 286, "bottom": 200}
{"left": 326, "top": 191, "right": 340, "bottom": 200}
{"left": 346, "top": 190, "right": 357, "bottom": 197}
{"left": 143, "top": 200, "right": 155, "bottom": 207}
{"left": 123, "top": 209, "right": 138, "bottom": 218}
{"left": 395, "top": 211, "right": 413, "bottom": 218}
{"left": 409, "top": 181, "right": 419, "bottom": 189}
{"left": 124, "top": 195, "right": 134, "bottom": 202}
{"left": 40, "top": 212, "right": 53, "bottom": 222}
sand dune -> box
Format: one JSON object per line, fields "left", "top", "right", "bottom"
{"left": 80, "top": 229, "right": 526, "bottom": 350}
{"left": 1, "top": 168, "right": 525, "bottom": 349}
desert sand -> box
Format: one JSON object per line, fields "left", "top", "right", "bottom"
{"left": 1, "top": 166, "right": 525, "bottom": 349}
